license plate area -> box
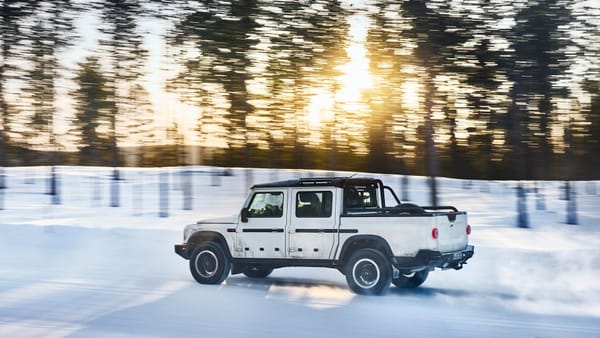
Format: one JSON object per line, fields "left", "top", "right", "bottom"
{"left": 452, "top": 252, "right": 462, "bottom": 260}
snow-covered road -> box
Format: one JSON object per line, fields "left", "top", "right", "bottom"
{"left": 1, "top": 167, "right": 599, "bottom": 337}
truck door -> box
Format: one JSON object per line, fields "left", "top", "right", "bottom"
{"left": 288, "top": 188, "right": 339, "bottom": 259}
{"left": 241, "top": 190, "right": 287, "bottom": 258}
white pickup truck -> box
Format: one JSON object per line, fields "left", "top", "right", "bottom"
{"left": 175, "top": 177, "right": 474, "bottom": 295}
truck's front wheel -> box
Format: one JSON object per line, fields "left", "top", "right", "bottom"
{"left": 392, "top": 270, "right": 429, "bottom": 288}
{"left": 189, "top": 242, "right": 230, "bottom": 285}
{"left": 345, "top": 249, "right": 392, "bottom": 295}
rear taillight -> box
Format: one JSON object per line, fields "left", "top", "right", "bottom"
{"left": 431, "top": 228, "right": 439, "bottom": 239}
{"left": 466, "top": 224, "right": 472, "bottom": 236}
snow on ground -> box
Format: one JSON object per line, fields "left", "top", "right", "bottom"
{"left": 1, "top": 166, "right": 599, "bottom": 337}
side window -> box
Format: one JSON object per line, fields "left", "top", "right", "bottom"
{"left": 296, "top": 191, "right": 332, "bottom": 218}
{"left": 344, "top": 187, "right": 378, "bottom": 209}
{"left": 247, "top": 192, "right": 284, "bottom": 218}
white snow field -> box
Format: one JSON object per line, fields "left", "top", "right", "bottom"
{"left": 1, "top": 166, "right": 599, "bottom": 338}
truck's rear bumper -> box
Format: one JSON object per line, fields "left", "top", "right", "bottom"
{"left": 393, "top": 245, "right": 474, "bottom": 271}
{"left": 175, "top": 244, "right": 191, "bottom": 260}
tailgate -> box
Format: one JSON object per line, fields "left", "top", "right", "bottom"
{"left": 433, "top": 212, "right": 468, "bottom": 253}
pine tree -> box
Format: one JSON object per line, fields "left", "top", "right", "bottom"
{"left": 22, "top": 0, "right": 76, "bottom": 203}
{"left": 124, "top": 84, "right": 155, "bottom": 166}
{"left": 72, "top": 56, "right": 112, "bottom": 165}
{"left": 510, "top": 0, "right": 572, "bottom": 179}
{"left": 97, "top": 0, "right": 148, "bottom": 207}
{"left": 365, "top": 1, "right": 415, "bottom": 179}
{"left": 502, "top": 0, "right": 574, "bottom": 226}
{"left": 401, "top": 0, "right": 477, "bottom": 206}
{"left": 168, "top": 0, "right": 259, "bottom": 168}
{"left": 1, "top": 1, "right": 39, "bottom": 189}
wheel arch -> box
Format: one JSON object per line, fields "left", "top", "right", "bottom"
{"left": 188, "top": 231, "right": 232, "bottom": 259}
{"left": 338, "top": 235, "right": 394, "bottom": 267}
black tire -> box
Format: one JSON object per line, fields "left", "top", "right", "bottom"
{"left": 242, "top": 266, "right": 273, "bottom": 279}
{"left": 344, "top": 248, "right": 392, "bottom": 295}
{"left": 189, "top": 242, "right": 231, "bottom": 285}
{"left": 392, "top": 270, "right": 429, "bottom": 288}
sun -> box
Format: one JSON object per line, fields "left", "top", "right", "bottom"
{"left": 306, "top": 13, "right": 373, "bottom": 128}
{"left": 336, "top": 43, "right": 373, "bottom": 104}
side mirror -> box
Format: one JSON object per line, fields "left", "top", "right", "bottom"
{"left": 241, "top": 208, "right": 249, "bottom": 223}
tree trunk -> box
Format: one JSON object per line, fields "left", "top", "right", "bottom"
{"left": 0, "top": 5, "right": 8, "bottom": 191}
{"left": 110, "top": 67, "right": 120, "bottom": 207}
{"left": 565, "top": 181, "right": 578, "bottom": 225}
{"left": 159, "top": 171, "right": 169, "bottom": 217}
{"left": 510, "top": 76, "right": 529, "bottom": 228}
{"left": 565, "top": 119, "right": 578, "bottom": 225}
{"left": 424, "top": 70, "right": 438, "bottom": 207}
{"left": 183, "top": 166, "right": 192, "bottom": 211}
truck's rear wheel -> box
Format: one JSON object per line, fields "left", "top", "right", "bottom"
{"left": 189, "top": 242, "right": 230, "bottom": 285}
{"left": 243, "top": 266, "right": 273, "bottom": 278}
{"left": 392, "top": 270, "right": 429, "bottom": 288}
{"left": 345, "top": 249, "right": 391, "bottom": 295}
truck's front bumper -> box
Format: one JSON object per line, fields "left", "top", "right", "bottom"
{"left": 174, "top": 244, "right": 191, "bottom": 260}
{"left": 393, "top": 245, "right": 474, "bottom": 271}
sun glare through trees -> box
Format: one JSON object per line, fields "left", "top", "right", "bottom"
{"left": 0, "top": 0, "right": 598, "bottom": 180}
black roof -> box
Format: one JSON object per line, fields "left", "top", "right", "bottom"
{"left": 251, "top": 177, "right": 382, "bottom": 189}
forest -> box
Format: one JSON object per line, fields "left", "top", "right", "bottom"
{"left": 0, "top": 0, "right": 598, "bottom": 181}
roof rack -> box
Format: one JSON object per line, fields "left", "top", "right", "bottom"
{"left": 298, "top": 177, "right": 345, "bottom": 186}
{"left": 251, "top": 176, "right": 379, "bottom": 189}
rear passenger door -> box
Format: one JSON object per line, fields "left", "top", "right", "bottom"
{"left": 288, "top": 188, "right": 338, "bottom": 259}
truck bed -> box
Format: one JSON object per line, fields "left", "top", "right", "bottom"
{"left": 340, "top": 206, "right": 468, "bottom": 257}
